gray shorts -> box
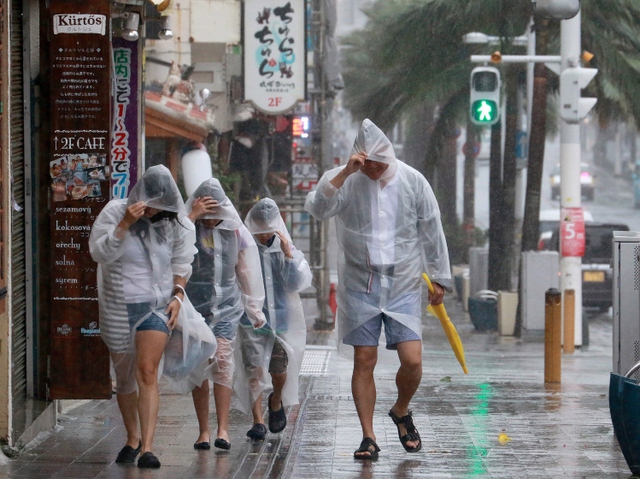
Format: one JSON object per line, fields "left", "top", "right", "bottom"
{"left": 343, "top": 313, "right": 421, "bottom": 350}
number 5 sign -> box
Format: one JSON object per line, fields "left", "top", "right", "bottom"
{"left": 560, "top": 207, "right": 585, "bottom": 257}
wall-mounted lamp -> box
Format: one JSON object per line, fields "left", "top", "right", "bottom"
{"left": 114, "top": 11, "right": 140, "bottom": 42}
{"left": 158, "top": 16, "right": 173, "bottom": 40}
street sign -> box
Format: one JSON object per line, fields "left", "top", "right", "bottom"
{"left": 560, "top": 207, "right": 586, "bottom": 257}
{"left": 515, "top": 131, "right": 528, "bottom": 159}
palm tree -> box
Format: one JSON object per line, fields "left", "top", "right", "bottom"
{"left": 341, "top": 0, "right": 640, "bottom": 314}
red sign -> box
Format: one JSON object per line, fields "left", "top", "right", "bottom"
{"left": 560, "top": 207, "right": 585, "bottom": 257}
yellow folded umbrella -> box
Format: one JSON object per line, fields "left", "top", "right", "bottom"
{"left": 422, "top": 273, "right": 468, "bottom": 374}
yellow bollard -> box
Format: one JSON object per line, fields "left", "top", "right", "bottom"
{"left": 545, "top": 288, "right": 562, "bottom": 384}
{"left": 563, "top": 289, "right": 575, "bottom": 355}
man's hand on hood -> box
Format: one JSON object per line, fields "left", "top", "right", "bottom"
{"left": 330, "top": 151, "right": 367, "bottom": 189}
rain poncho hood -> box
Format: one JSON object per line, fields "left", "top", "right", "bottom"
{"left": 127, "top": 164, "right": 185, "bottom": 215}
{"left": 234, "top": 199, "right": 311, "bottom": 415}
{"left": 351, "top": 118, "right": 397, "bottom": 165}
{"left": 304, "top": 121, "right": 451, "bottom": 357}
{"left": 185, "top": 178, "right": 243, "bottom": 230}
{"left": 244, "top": 197, "right": 292, "bottom": 242}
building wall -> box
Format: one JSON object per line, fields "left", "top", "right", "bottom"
{"left": 0, "top": 0, "right": 10, "bottom": 442}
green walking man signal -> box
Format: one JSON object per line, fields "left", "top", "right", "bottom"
{"left": 469, "top": 66, "right": 501, "bottom": 126}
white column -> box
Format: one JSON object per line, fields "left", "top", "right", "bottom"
{"left": 560, "top": 11, "right": 583, "bottom": 346}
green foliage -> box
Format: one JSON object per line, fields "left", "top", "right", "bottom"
{"left": 443, "top": 220, "right": 486, "bottom": 265}
{"left": 341, "top": 0, "right": 640, "bottom": 132}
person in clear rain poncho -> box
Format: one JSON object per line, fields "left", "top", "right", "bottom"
{"left": 234, "top": 198, "right": 311, "bottom": 441}
{"left": 89, "top": 165, "right": 197, "bottom": 468}
{"left": 185, "top": 178, "right": 267, "bottom": 451}
{"left": 305, "top": 119, "right": 452, "bottom": 460}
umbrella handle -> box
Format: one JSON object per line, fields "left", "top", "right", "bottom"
{"left": 625, "top": 361, "right": 640, "bottom": 378}
{"left": 422, "top": 273, "right": 434, "bottom": 294}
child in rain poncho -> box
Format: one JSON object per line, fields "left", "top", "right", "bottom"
{"left": 234, "top": 198, "right": 311, "bottom": 440}
{"left": 89, "top": 165, "right": 197, "bottom": 468}
{"left": 305, "top": 119, "right": 452, "bottom": 460}
{"left": 184, "top": 178, "right": 267, "bottom": 451}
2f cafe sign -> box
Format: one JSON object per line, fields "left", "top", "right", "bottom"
{"left": 243, "top": 0, "right": 306, "bottom": 114}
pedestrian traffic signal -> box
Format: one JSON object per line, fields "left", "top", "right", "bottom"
{"left": 470, "top": 66, "right": 501, "bottom": 126}
{"left": 559, "top": 66, "right": 597, "bottom": 124}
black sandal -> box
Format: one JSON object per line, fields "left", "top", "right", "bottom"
{"left": 354, "top": 437, "right": 380, "bottom": 460}
{"left": 388, "top": 409, "right": 422, "bottom": 453}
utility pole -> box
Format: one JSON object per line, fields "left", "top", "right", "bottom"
{"left": 559, "top": 11, "right": 583, "bottom": 346}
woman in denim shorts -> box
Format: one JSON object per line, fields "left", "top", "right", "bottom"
{"left": 90, "top": 166, "right": 196, "bottom": 468}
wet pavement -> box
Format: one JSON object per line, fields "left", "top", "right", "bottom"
{"left": 0, "top": 295, "right": 632, "bottom": 478}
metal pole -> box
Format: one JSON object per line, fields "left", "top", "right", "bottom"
{"left": 563, "top": 289, "right": 575, "bottom": 354}
{"left": 559, "top": 12, "right": 583, "bottom": 347}
{"left": 545, "top": 288, "right": 562, "bottom": 383}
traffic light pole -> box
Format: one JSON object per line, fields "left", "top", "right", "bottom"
{"left": 559, "top": 11, "right": 583, "bottom": 347}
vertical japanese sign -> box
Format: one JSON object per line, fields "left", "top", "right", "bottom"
{"left": 560, "top": 207, "right": 586, "bottom": 257}
{"left": 244, "top": 0, "right": 306, "bottom": 114}
{"left": 49, "top": 0, "right": 111, "bottom": 399}
{"left": 111, "top": 37, "right": 139, "bottom": 199}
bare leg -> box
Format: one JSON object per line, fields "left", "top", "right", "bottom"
{"left": 192, "top": 379, "right": 211, "bottom": 443}
{"left": 213, "top": 382, "right": 232, "bottom": 442}
{"left": 252, "top": 391, "right": 265, "bottom": 425}
{"left": 111, "top": 352, "right": 139, "bottom": 448}
{"left": 352, "top": 345, "right": 378, "bottom": 458}
{"left": 116, "top": 391, "right": 140, "bottom": 448}
{"left": 390, "top": 340, "right": 422, "bottom": 450}
{"left": 135, "top": 330, "right": 169, "bottom": 454}
{"left": 269, "top": 372, "right": 287, "bottom": 410}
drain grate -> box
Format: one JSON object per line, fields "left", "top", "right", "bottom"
{"left": 300, "top": 348, "right": 332, "bottom": 376}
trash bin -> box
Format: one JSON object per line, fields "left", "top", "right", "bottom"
{"left": 468, "top": 290, "right": 498, "bottom": 332}
{"left": 609, "top": 361, "right": 640, "bottom": 476}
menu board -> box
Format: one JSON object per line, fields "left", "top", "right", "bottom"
{"left": 48, "top": 0, "right": 111, "bottom": 399}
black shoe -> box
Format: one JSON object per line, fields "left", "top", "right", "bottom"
{"left": 193, "top": 441, "right": 211, "bottom": 450}
{"left": 268, "top": 393, "right": 287, "bottom": 433}
{"left": 214, "top": 438, "right": 231, "bottom": 450}
{"left": 115, "top": 440, "right": 141, "bottom": 464}
{"left": 246, "top": 423, "right": 267, "bottom": 441}
{"left": 137, "top": 452, "right": 161, "bottom": 468}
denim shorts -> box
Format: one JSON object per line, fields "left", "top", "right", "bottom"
{"left": 204, "top": 313, "right": 239, "bottom": 341}
{"left": 343, "top": 313, "right": 421, "bottom": 350}
{"left": 127, "top": 303, "right": 170, "bottom": 335}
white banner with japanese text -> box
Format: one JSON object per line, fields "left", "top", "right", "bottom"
{"left": 244, "top": 0, "right": 306, "bottom": 114}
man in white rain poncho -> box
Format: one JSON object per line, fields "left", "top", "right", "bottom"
{"left": 89, "top": 165, "right": 197, "bottom": 468}
{"left": 185, "top": 178, "right": 267, "bottom": 451}
{"left": 305, "top": 119, "right": 452, "bottom": 460}
{"left": 234, "top": 198, "right": 311, "bottom": 441}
